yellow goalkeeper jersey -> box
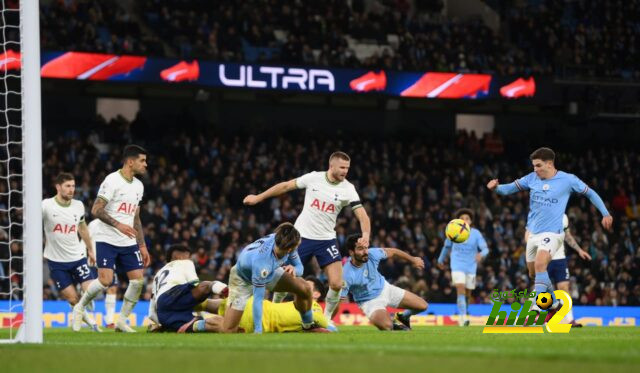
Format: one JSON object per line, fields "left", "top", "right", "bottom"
{"left": 218, "top": 298, "right": 328, "bottom": 333}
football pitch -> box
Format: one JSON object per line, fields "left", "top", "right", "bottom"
{"left": 2, "top": 326, "right": 639, "bottom": 373}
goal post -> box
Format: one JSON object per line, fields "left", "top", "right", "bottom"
{"left": 21, "top": 0, "right": 43, "bottom": 343}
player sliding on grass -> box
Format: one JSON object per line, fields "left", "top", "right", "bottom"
{"left": 222, "top": 223, "right": 328, "bottom": 333}
{"left": 488, "top": 147, "right": 611, "bottom": 311}
{"left": 148, "top": 244, "right": 227, "bottom": 333}
{"left": 243, "top": 151, "right": 371, "bottom": 327}
{"left": 341, "top": 234, "right": 428, "bottom": 331}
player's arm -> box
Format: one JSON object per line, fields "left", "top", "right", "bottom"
{"left": 251, "top": 285, "right": 266, "bottom": 334}
{"left": 353, "top": 207, "right": 371, "bottom": 248}
{"left": 384, "top": 248, "right": 424, "bottom": 269}
{"left": 564, "top": 228, "right": 591, "bottom": 260}
{"left": 583, "top": 189, "right": 613, "bottom": 230}
{"left": 437, "top": 239, "right": 452, "bottom": 267}
{"left": 91, "top": 197, "right": 137, "bottom": 238}
{"left": 243, "top": 179, "right": 297, "bottom": 205}
{"left": 133, "top": 207, "right": 150, "bottom": 267}
{"left": 77, "top": 221, "right": 95, "bottom": 266}
{"left": 476, "top": 234, "right": 489, "bottom": 262}
{"left": 488, "top": 174, "right": 531, "bottom": 195}
{"left": 284, "top": 252, "right": 304, "bottom": 277}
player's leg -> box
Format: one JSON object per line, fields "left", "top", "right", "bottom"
{"left": 222, "top": 265, "right": 250, "bottom": 333}
{"left": 78, "top": 279, "right": 101, "bottom": 332}
{"left": 271, "top": 269, "right": 320, "bottom": 330}
{"left": 104, "top": 284, "right": 117, "bottom": 328}
{"left": 368, "top": 309, "right": 394, "bottom": 331}
{"left": 316, "top": 240, "right": 342, "bottom": 320}
{"left": 452, "top": 271, "right": 467, "bottom": 326}
{"left": 395, "top": 288, "right": 428, "bottom": 329}
{"left": 114, "top": 244, "right": 146, "bottom": 332}
{"left": 533, "top": 234, "right": 562, "bottom": 307}
{"left": 73, "top": 246, "right": 114, "bottom": 331}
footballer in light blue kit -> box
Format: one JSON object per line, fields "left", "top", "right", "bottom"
{"left": 341, "top": 234, "right": 428, "bottom": 331}
{"left": 437, "top": 208, "right": 489, "bottom": 326}
{"left": 223, "top": 223, "right": 328, "bottom": 333}
{"left": 488, "top": 147, "right": 612, "bottom": 308}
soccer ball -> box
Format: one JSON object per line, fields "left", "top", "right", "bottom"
{"left": 536, "top": 292, "right": 553, "bottom": 310}
{"left": 445, "top": 219, "right": 470, "bottom": 243}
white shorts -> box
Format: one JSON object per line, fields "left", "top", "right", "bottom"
{"left": 227, "top": 265, "right": 284, "bottom": 311}
{"left": 452, "top": 271, "right": 476, "bottom": 289}
{"left": 526, "top": 232, "right": 564, "bottom": 263}
{"left": 358, "top": 282, "right": 406, "bottom": 319}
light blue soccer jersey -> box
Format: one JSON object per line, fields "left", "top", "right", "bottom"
{"left": 236, "top": 234, "right": 303, "bottom": 287}
{"left": 496, "top": 171, "right": 609, "bottom": 234}
{"left": 341, "top": 247, "right": 387, "bottom": 303}
{"left": 437, "top": 228, "right": 489, "bottom": 273}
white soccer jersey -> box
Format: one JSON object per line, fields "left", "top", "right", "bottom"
{"left": 152, "top": 259, "right": 199, "bottom": 299}
{"left": 84, "top": 219, "right": 100, "bottom": 256}
{"left": 42, "top": 197, "right": 87, "bottom": 262}
{"left": 552, "top": 214, "right": 570, "bottom": 260}
{"left": 93, "top": 170, "right": 144, "bottom": 247}
{"left": 294, "top": 171, "right": 362, "bottom": 240}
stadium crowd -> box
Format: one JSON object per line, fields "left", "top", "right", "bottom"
{"left": 38, "top": 0, "right": 639, "bottom": 79}
{"left": 3, "top": 123, "right": 638, "bottom": 308}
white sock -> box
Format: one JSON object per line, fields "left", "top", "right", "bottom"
{"left": 323, "top": 288, "right": 341, "bottom": 320}
{"left": 83, "top": 309, "right": 97, "bottom": 326}
{"left": 79, "top": 280, "right": 107, "bottom": 308}
{"left": 105, "top": 293, "right": 116, "bottom": 324}
{"left": 272, "top": 292, "right": 287, "bottom": 303}
{"left": 119, "top": 279, "right": 143, "bottom": 321}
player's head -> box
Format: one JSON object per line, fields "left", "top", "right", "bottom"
{"left": 274, "top": 222, "right": 301, "bottom": 256}
{"left": 328, "top": 151, "right": 350, "bottom": 182}
{"left": 305, "top": 276, "right": 325, "bottom": 301}
{"left": 529, "top": 147, "right": 556, "bottom": 179}
{"left": 346, "top": 233, "right": 368, "bottom": 263}
{"left": 455, "top": 208, "right": 474, "bottom": 226}
{"left": 122, "top": 144, "right": 148, "bottom": 175}
{"left": 166, "top": 244, "right": 191, "bottom": 261}
{"left": 54, "top": 172, "right": 75, "bottom": 201}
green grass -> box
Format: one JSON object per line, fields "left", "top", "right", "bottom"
{"left": 1, "top": 327, "right": 639, "bottom": 373}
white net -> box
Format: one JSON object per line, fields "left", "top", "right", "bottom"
{"left": 0, "top": 0, "right": 25, "bottom": 341}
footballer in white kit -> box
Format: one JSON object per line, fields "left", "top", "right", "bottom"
{"left": 73, "top": 145, "right": 150, "bottom": 333}
{"left": 243, "top": 151, "right": 371, "bottom": 322}
{"left": 43, "top": 173, "right": 100, "bottom": 331}
{"left": 149, "top": 245, "right": 226, "bottom": 333}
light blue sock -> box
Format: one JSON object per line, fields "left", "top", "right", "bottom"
{"left": 534, "top": 271, "right": 556, "bottom": 303}
{"left": 301, "top": 310, "right": 313, "bottom": 324}
{"left": 457, "top": 294, "right": 467, "bottom": 316}
{"left": 193, "top": 319, "right": 206, "bottom": 332}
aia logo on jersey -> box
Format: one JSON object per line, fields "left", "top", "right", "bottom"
{"left": 310, "top": 198, "right": 335, "bottom": 213}
{"left": 117, "top": 203, "right": 137, "bottom": 215}
{"left": 53, "top": 224, "right": 76, "bottom": 234}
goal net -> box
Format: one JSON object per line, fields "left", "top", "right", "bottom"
{"left": 0, "top": 0, "right": 42, "bottom": 343}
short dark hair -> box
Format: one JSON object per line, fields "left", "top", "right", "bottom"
{"left": 529, "top": 147, "right": 555, "bottom": 162}
{"left": 304, "top": 275, "right": 325, "bottom": 301}
{"left": 166, "top": 244, "right": 191, "bottom": 261}
{"left": 122, "top": 144, "right": 147, "bottom": 162}
{"left": 55, "top": 172, "right": 74, "bottom": 185}
{"left": 274, "top": 222, "right": 301, "bottom": 251}
{"left": 455, "top": 208, "right": 474, "bottom": 221}
{"left": 345, "top": 233, "right": 362, "bottom": 253}
{"left": 329, "top": 151, "right": 350, "bottom": 162}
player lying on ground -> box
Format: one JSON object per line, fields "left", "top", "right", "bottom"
{"left": 213, "top": 276, "right": 332, "bottom": 333}
{"left": 148, "top": 244, "right": 227, "bottom": 333}
{"left": 341, "top": 234, "right": 428, "bottom": 330}
{"left": 223, "top": 223, "right": 328, "bottom": 333}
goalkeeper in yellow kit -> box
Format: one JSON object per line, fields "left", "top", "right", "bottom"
{"left": 215, "top": 276, "right": 331, "bottom": 333}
